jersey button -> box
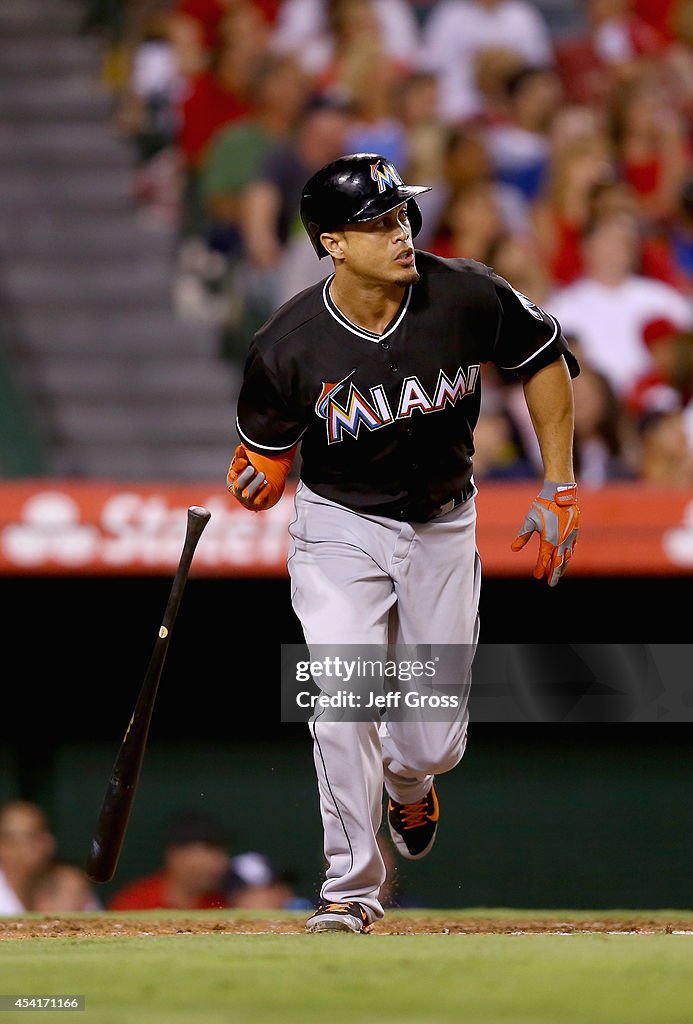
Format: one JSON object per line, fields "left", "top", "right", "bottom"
{"left": 380, "top": 341, "right": 390, "bottom": 350}
{"left": 411, "top": 462, "right": 419, "bottom": 470}
{"left": 390, "top": 362, "right": 398, "bottom": 372}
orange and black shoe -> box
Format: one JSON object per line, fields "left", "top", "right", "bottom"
{"left": 387, "top": 782, "right": 439, "bottom": 860}
{"left": 305, "top": 901, "right": 371, "bottom": 934}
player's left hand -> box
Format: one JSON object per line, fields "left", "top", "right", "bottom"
{"left": 511, "top": 482, "right": 579, "bottom": 587}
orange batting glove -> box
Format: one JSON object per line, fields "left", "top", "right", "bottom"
{"left": 227, "top": 443, "right": 296, "bottom": 512}
{"left": 511, "top": 482, "right": 579, "bottom": 587}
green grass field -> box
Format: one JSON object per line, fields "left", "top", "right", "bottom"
{"left": 2, "top": 911, "right": 693, "bottom": 1024}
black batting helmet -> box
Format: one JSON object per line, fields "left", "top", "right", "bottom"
{"left": 300, "top": 153, "right": 432, "bottom": 259}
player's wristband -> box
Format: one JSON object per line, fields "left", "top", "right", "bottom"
{"left": 540, "top": 481, "right": 577, "bottom": 506}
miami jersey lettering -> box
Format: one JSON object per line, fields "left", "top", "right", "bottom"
{"left": 316, "top": 365, "right": 480, "bottom": 443}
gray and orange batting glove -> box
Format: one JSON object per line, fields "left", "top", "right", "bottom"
{"left": 511, "top": 482, "right": 579, "bottom": 587}
{"left": 227, "top": 443, "right": 296, "bottom": 512}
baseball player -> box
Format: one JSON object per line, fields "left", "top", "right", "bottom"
{"left": 227, "top": 154, "right": 580, "bottom": 933}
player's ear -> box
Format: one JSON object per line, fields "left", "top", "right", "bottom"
{"left": 320, "top": 231, "right": 345, "bottom": 262}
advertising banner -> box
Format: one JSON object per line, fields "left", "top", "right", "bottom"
{"left": 0, "top": 481, "right": 691, "bottom": 576}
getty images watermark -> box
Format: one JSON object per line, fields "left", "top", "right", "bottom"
{"left": 281, "top": 645, "right": 474, "bottom": 722}
{"left": 281, "top": 644, "right": 693, "bottom": 723}
{"left": 295, "top": 654, "right": 458, "bottom": 711}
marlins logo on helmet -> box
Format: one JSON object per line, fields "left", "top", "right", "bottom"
{"left": 370, "top": 160, "right": 403, "bottom": 193}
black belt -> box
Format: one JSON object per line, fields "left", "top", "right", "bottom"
{"left": 428, "top": 481, "right": 476, "bottom": 520}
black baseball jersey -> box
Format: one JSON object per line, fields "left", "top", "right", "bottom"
{"left": 236, "top": 251, "right": 579, "bottom": 522}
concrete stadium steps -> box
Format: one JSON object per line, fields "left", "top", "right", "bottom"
{"left": 29, "top": 357, "right": 239, "bottom": 404}
{"left": 0, "top": 36, "right": 102, "bottom": 78}
{"left": 0, "top": 76, "right": 115, "bottom": 123}
{"left": 0, "top": 210, "right": 174, "bottom": 262}
{"left": 0, "top": 168, "right": 136, "bottom": 213}
{"left": 0, "top": 0, "right": 84, "bottom": 37}
{"left": 0, "top": 0, "right": 240, "bottom": 478}
{"left": 0, "top": 123, "right": 134, "bottom": 172}
{"left": 4, "top": 257, "right": 175, "bottom": 307}
{"left": 12, "top": 309, "right": 219, "bottom": 356}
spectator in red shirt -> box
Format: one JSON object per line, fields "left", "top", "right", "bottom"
{"left": 108, "top": 812, "right": 230, "bottom": 911}
{"left": 553, "top": 0, "right": 667, "bottom": 106}
{"left": 627, "top": 317, "right": 693, "bottom": 418}
{"left": 608, "top": 69, "right": 689, "bottom": 224}
{"left": 177, "top": 7, "right": 269, "bottom": 171}
{"left": 535, "top": 156, "right": 691, "bottom": 291}
{"left": 635, "top": 0, "right": 677, "bottom": 42}
{"left": 168, "top": 0, "right": 279, "bottom": 78}
{"left": 532, "top": 129, "right": 614, "bottom": 285}
{"left": 175, "top": 9, "right": 268, "bottom": 237}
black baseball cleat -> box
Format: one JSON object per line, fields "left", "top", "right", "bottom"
{"left": 305, "top": 901, "right": 371, "bottom": 933}
{"left": 388, "top": 782, "right": 439, "bottom": 860}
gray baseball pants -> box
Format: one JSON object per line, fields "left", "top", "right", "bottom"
{"left": 288, "top": 482, "right": 481, "bottom": 922}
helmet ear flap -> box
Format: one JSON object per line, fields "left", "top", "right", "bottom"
{"left": 407, "top": 199, "right": 422, "bottom": 240}
{"left": 307, "top": 221, "right": 328, "bottom": 259}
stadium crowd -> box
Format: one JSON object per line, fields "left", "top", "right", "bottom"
{"left": 86, "top": 0, "right": 693, "bottom": 486}
{"left": 0, "top": 800, "right": 101, "bottom": 914}
{"left": 0, "top": 802, "right": 315, "bottom": 914}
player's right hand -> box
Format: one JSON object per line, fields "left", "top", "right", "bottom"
{"left": 511, "top": 482, "right": 579, "bottom": 587}
{"left": 227, "top": 444, "right": 274, "bottom": 511}
{"left": 227, "top": 443, "right": 296, "bottom": 512}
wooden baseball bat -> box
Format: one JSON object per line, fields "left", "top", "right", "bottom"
{"left": 85, "top": 505, "right": 211, "bottom": 883}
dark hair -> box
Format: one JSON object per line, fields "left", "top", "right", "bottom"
{"left": 679, "top": 177, "right": 693, "bottom": 219}
{"left": 165, "top": 812, "right": 229, "bottom": 850}
{"left": 504, "top": 65, "right": 553, "bottom": 99}
{"left": 637, "top": 408, "right": 673, "bottom": 437}
{"left": 573, "top": 363, "right": 629, "bottom": 474}
{"left": 25, "top": 860, "right": 92, "bottom": 907}
{"left": 581, "top": 207, "right": 639, "bottom": 243}
{"left": 444, "top": 126, "right": 486, "bottom": 159}
{"left": 249, "top": 53, "right": 302, "bottom": 95}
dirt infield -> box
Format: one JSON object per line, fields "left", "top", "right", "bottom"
{"left": 3, "top": 914, "right": 693, "bottom": 939}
